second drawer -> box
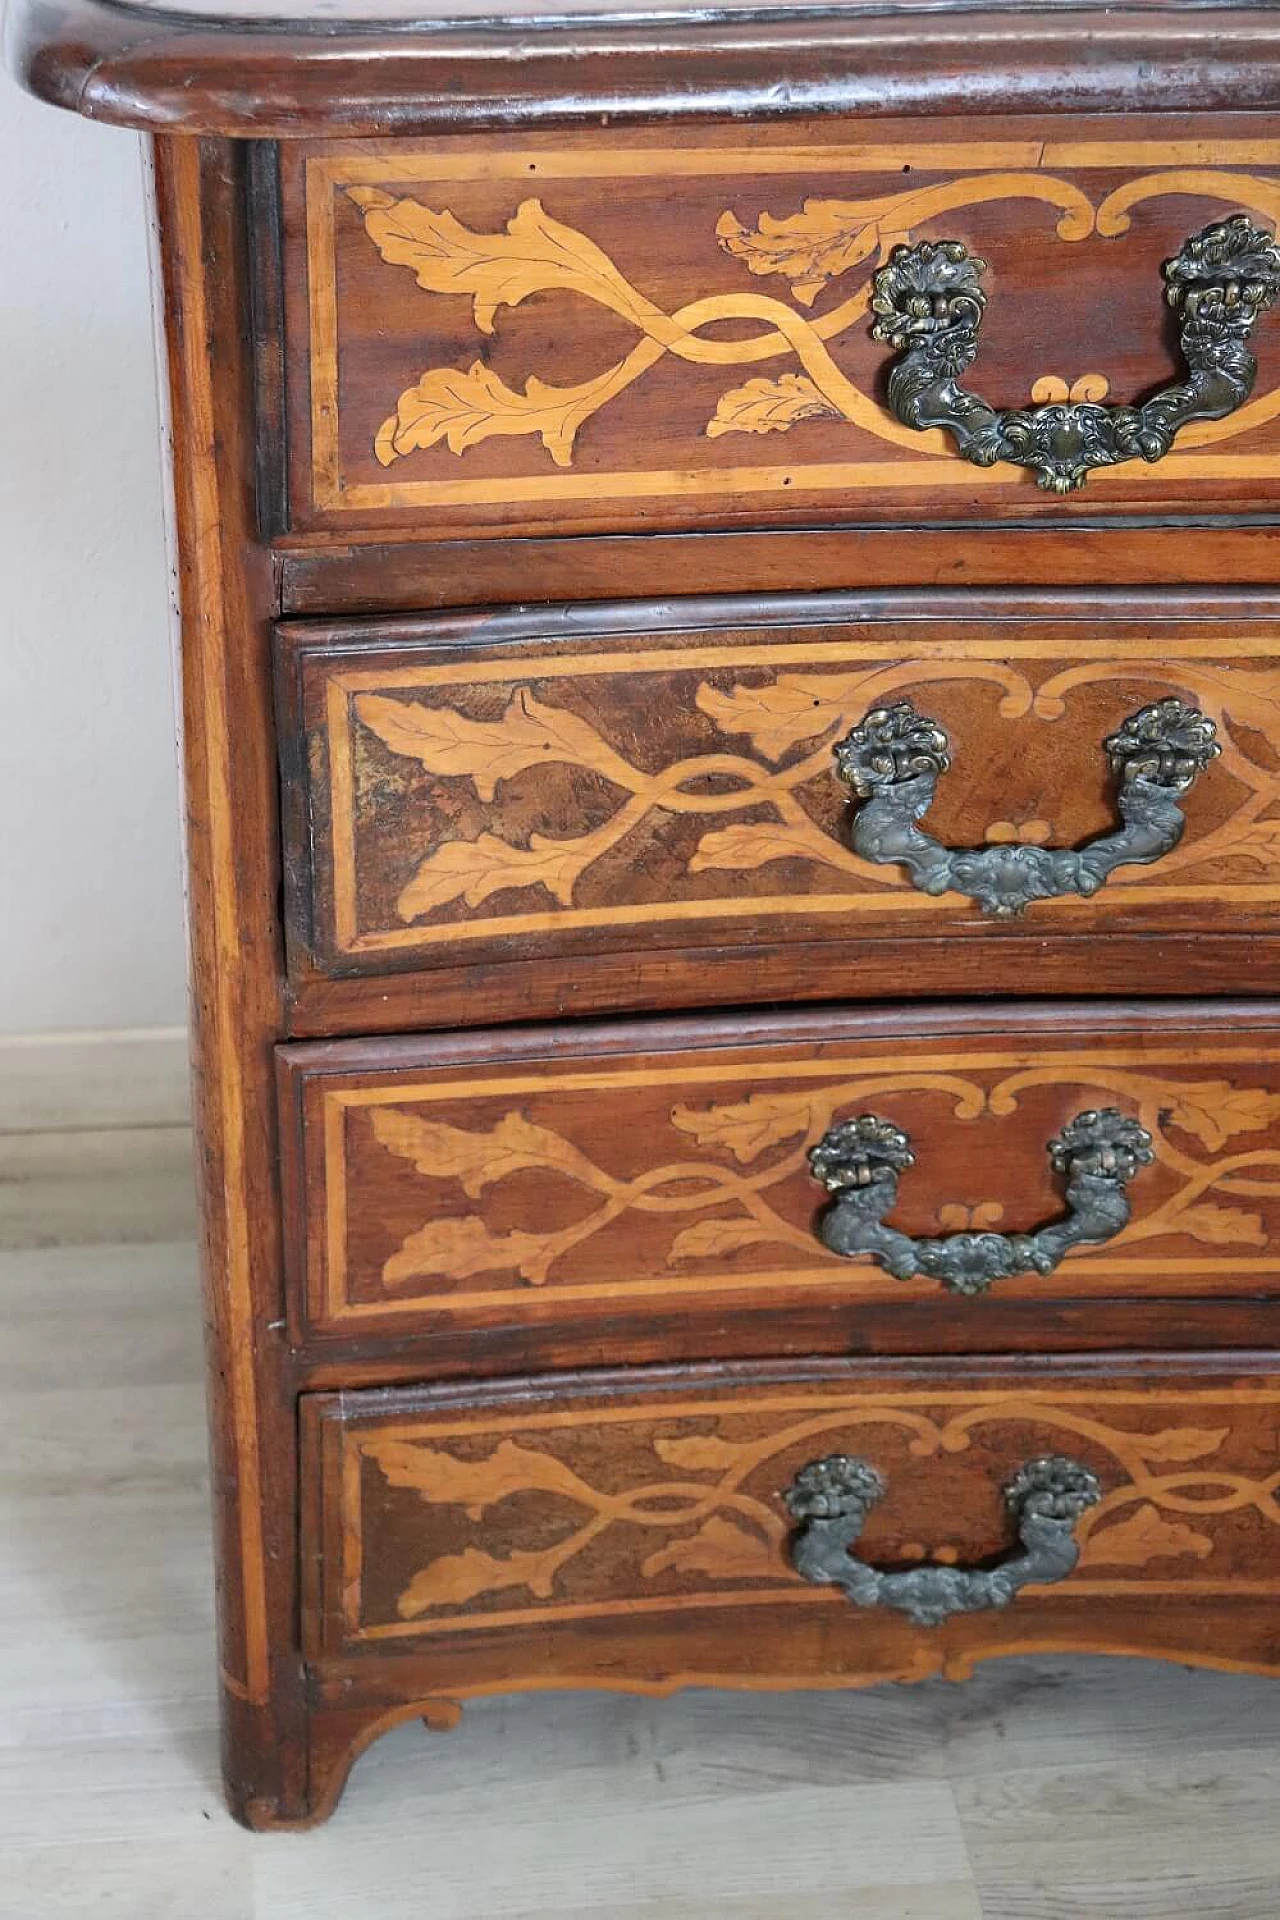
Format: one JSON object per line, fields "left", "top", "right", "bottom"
{"left": 279, "top": 1002, "right": 1280, "bottom": 1362}
{"left": 277, "top": 592, "right": 1280, "bottom": 1028}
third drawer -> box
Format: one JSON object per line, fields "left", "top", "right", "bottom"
{"left": 278, "top": 1001, "right": 1280, "bottom": 1366}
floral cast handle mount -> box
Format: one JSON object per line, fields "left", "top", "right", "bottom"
{"left": 833, "top": 695, "right": 1220, "bottom": 919}
{"left": 785, "top": 1454, "right": 1102, "bottom": 1626}
{"left": 870, "top": 213, "right": 1280, "bottom": 492}
{"left": 808, "top": 1107, "right": 1154, "bottom": 1295}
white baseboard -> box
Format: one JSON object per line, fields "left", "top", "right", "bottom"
{"left": 0, "top": 1027, "right": 192, "bottom": 1133}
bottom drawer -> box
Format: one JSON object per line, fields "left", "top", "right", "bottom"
{"left": 301, "top": 1359, "right": 1280, "bottom": 1684}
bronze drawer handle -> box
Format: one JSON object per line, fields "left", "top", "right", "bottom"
{"left": 833, "top": 695, "right": 1219, "bottom": 919}
{"left": 870, "top": 214, "right": 1280, "bottom": 492}
{"left": 785, "top": 1454, "right": 1102, "bottom": 1627}
{"left": 808, "top": 1107, "right": 1153, "bottom": 1294}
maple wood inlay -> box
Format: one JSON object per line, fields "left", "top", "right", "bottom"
{"left": 287, "top": 128, "right": 1280, "bottom": 536}
{"left": 279, "top": 1010, "right": 1280, "bottom": 1343}
{"left": 279, "top": 608, "right": 1280, "bottom": 985}
{"left": 302, "top": 1369, "right": 1280, "bottom": 1656}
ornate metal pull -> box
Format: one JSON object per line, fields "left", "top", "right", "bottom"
{"left": 808, "top": 1108, "right": 1153, "bottom": 1295}
{"left": 834, "top": 695, "right": 1219, "bottom": 919}
{"left": 785, "top": 1454, "right": 1102, "bottom": 1627}
{"left": 870, "top": 214, "right": 1280, "bottom": 492}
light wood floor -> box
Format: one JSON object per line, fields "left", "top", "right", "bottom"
{"left": 4, "top": 1163, "right": 1280, "bottom": 1917}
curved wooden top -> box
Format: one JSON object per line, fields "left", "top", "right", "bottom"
{"left": 8, "top": 0, "right": 1280, "bottom": 137}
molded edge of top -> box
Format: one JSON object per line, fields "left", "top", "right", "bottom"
{"left": 8, "top": 0, "right": 1280, "bottom": 139}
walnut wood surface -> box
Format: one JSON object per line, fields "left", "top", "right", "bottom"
{"left": 12, "top": 0, "right": 1280, "bottom": 1814}
{"left": 277, "top": 526, "right": 1280, "bottom": 618}
{"left": 93, "top": 126, "right": 1280, "bottom": 1837}
{"left": 296, "top": 1352, "right": 1280, "bottom": 1820}
{"left": 152, "top": 135, "right": 311, "bottom": 1829}
{"left": 277, "top": 120, "right": 1280, "bottom": 542}
{"left": 11, "top": 3, "right": 1280, "bottom": 138}
{"left": 289, "top": 933, "right": 1280, "bottom": 1040}
{"left": 304, "top": 1358, "right": 1280, "bottom": 1657}
{"left": 277, "top": 1002, "right": 1280, "bottom": 1365}
{"left": 278, "top": 594, "right": 1280, "bottom": 1014}
{"left": 135, "top": 130, "right": 1280, "bottom": 1832}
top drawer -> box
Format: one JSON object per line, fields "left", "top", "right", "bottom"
{"left": 277, "top": 116, "right": 1280, "bottom": 542}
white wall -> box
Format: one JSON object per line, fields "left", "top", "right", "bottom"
{"left": 0, "top": 86, "right": 187, "bottom": 1038}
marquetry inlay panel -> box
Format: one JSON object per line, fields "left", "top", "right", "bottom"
{"left": 278, "top": 1013, "right": 1280, "bottom": 1341}
{"left": 302, "top": 1369, "right": 1280, "bottom": 1655}
{"left": 278, "top": 610, "right": 1280, "bottom": 979}
{"left": 283, "top": 122, "right": 1280, "bottom": 536}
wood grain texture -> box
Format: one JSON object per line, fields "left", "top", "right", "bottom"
{"left": 301, "top": 1359, "right": 1280, "bottom": 1660}
{"left": 278, "top": 594, "right": 1280, "bottom": 1005}
{"left": 15, "top": 0, "right": 1280, "bottom": 1834}
{"left": 288, "top": 931, "right": 1280, "bottom": 1040}
{"left": 278, "top": 1002, "right": 1280, "bottom": 1362}
{"left": 276, "top": 524, "right": 1280, "bottom": 618}
{"left": 152, "top": 134, "right": 307, "bottom": 1828}
{"left": 288, "top": 1350, "right": 1280, "bottom": 1829}
{"left": 296, "top": 1662, "right": 1280, "bottom": 1893}
{"left": 11, "top": 1, "right": 1280, "bottom": 138}
{"left": 280, "top": 122, "right": 1280, "bottom": 540}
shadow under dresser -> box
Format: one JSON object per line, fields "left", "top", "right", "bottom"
{"left": 10, "top": 0, "right": 1280, "bottom": 1826}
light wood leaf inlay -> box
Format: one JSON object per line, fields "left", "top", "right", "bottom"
{"left": 640, "top": 1515, "right": 782, "bottom": 1583}
{"left": 1080, "top": 1503, "right": 1216, "bottom": 1568}
{"left": 356, "top": 687, "right": 621, "bottom": 803}
{"left": 1228, "top": 819, "right": 1280, "bottom": 865}
{"left": 670, "top": 1089, "right": 828, "bottom": 1163}
{"left": 374, "top": 1436, "right": 594, "bottom": 1514}
{"left": 363, "top": 1059, "right": 1280, "bottom": 1295}
{"left": 374, "top": 361, "right": 631, "bottom": 470}
{"left": 399, "top": 1545, "right": 568, "bottom": 1614}
{"left": 653, "top": 1434, "right": 753, "bottom": 1472}
{"left": 688, "top": 818, "right": 847, "bottom": 877}
{"left": 395, "top": 833, "right": 589, "bottom": 920}
{"left": 352, "top": 1396, "right": 1278, "bottom": 1631}
{"left": 693, "top": 674, "right": 861, "bottom": 762}
{"left": 371, "top": 1107, "right": 603, "bottom": 1198}
{"left": 1167, "top": 1204, "right": 1266, "bottom": 1247}
{"left": 382, "top": 1214, "right": 563, "bottom": 1288}
{"left": 714, "top": 179, "right": 1093, "bottom": 305}
{"left": 705, "top": 373, "right": 837, "bottom": 439}
{"left": 668, "top": 1217, "right": 793, "bottom": 1261}
{"left": 347, "top": 188, "right": 657, "bottom": 335}
{"left": 1165, "top": 1082, "right": 1280, "bottom": 1154}
{"left": 714, "top": 197, "right": 906, "bottom": 306}
{"left": 1129, "top": 1427, "right": 1231, "bottom": 1464}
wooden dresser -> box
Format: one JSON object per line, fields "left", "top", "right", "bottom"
{"left": 13, "top": 0, "right": 1280, "bottom": 1828}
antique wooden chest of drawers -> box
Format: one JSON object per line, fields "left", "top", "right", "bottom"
{"left": 13, "top": 0, "right": 1280, "bottom": 1827}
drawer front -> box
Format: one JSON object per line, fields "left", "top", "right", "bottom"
{"left": 278, "top": 595, "right": 1280, "bottom": 1004}
{"left": 279, "top": 117, "right": 1280, "bottom": 542}
{"left": 278, "top": 1003, "right": 1280, "bottom": 1356}
{"left": 301, "top": 1359, "right": 1280, "bottom": 1668}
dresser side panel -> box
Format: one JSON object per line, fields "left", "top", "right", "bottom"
{"left": 152, "top": 132, "right": 306, "bottom": 1827}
